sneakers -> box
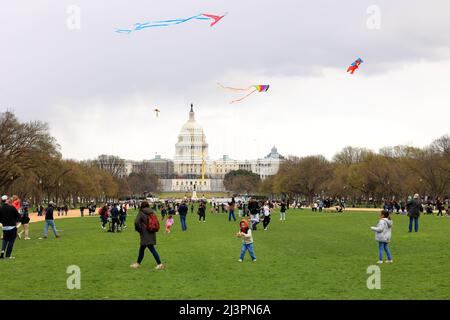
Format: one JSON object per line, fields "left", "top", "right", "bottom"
{"left": 252, "top": 259, "right": 257, "bottom": 262}
{"left": 377, "top": 260, "right": 383, "bottom": 264}
{"left": 24, "top": 237, "right": 31, "bottom": 240}
{"left": 238, "top": 259, "right": 243, "bottom": 262}
{"left": 130, "top": 263, "right": 140, "bottom": 269}
{"left": 386, "top": 260, "right": 394, "bottom": 263}
{"left": 155, "top": 264, "right": 165, "bottom": 270}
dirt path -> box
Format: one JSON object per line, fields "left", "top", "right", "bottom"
{"left": 28, "top": 209, "right": 96, "bottom": 223}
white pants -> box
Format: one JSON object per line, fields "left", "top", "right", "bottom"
{"left": 280, "top": 212, "right": 286, "bottom": 220}
{"left": 238, "top": 210, "right": 243, "bottom": 217}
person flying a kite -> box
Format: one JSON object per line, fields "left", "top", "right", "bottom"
{"left": 217, "top": 83, "right": 270, "bottom": 104}
{"left": 347, "top": 58, "right": 363, "bottom": 74}
{"left": 116, "top": 12, "right": 227, "bottom": 34}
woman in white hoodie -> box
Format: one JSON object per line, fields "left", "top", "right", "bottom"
{"left": 370, "top": 210, "right": 393, "bottom": 264}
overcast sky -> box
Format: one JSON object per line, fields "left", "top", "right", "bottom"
{"left": 1, "top": 0, "right": 449, "bottom": 161}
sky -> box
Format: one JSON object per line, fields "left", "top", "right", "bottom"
{"left": 1, "top": 0, "right": 449, "bottom": 161}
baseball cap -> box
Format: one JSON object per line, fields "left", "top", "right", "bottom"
{"left": 1, "top": 195, "right": 8, "bottom": 201}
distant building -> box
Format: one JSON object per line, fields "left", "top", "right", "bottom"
{"left": 127, "top": 104, "right": 284, "bottom": 192}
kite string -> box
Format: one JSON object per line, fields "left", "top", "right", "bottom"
{"left": 229, "top": 88, "right": 257, "bottom": 104}
{"left": 217, "top": 82, "right": 253, "bottom": 92}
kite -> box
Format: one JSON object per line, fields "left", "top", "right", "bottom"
{"left": 116, "top": 13, "right": 227, "bottom": 34}
{"left": 154, "top": 108, "right": 160, "bottom": 117}
{"left": 347, "top": 58, "right": 363, "bottom": 74}
{"left": 217, "top": 83, "right": 270, "bottom": 104}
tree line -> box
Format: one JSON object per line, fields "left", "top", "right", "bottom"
{"left": 0, "top": 111, "right": 160, "bottom": 207}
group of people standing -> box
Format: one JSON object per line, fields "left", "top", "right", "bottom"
{"left": 0, "top": 195, "right": 60, "bottom": 259}
{"left": 98, "top": 203, "right": 128, "bottom": 232}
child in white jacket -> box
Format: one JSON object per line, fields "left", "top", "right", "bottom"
{"left": 370, "top": 210, "right": 393, "bottom": 264}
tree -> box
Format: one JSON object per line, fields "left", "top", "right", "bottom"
{"left": 223, "top": 170, "right": 261, "bottom": 194}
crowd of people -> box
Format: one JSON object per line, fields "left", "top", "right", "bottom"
{"left": 1, "top": 191, "right": 448, "bottom": 267}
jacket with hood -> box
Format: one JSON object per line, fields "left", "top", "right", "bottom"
{"left": 134, "top": 207, "right": 157, "bottom": 246}
{"left": 371, "top": 218, "right": 393, "bottom": 243}
{"left": 406, "top": 198, "right": 422, "bottom": 218}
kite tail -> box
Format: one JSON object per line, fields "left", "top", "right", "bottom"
{"left": 217, "top": 82, "right": 253, "bottom": 92}
{"left": 229, "top": 89, "right": 257, "bottom": 104}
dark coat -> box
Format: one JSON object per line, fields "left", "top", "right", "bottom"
{"left": 407, "top": 198, "right": 422, "bottom": 218}
{"left": 134, "top": 208, "right": 157, "bottom": 246}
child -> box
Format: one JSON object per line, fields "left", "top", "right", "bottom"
{"left": 236, "top": 219, "right": 256, "bottom": 262}
{"left": 165, "top": 214, "right": 174, "bottom": 234}
{"left": 370, "top": 210, "right": 393, "bottom": 264}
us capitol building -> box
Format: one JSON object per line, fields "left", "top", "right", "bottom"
{"left": 126, "top": 104, "right": 284, "bottom": 192}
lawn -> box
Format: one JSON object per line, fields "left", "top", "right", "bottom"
{"left": 1, "top": 207, "right": 449, "bottom": 300}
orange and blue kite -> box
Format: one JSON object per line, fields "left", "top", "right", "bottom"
{"left": 116, "top": 13, "right": 227, "bottom": 34}
{"left": 347, "top": 58, "right": 363, "bottom": 74}
{"left": 218, "top": 83, "right": 270, "bottom": 104}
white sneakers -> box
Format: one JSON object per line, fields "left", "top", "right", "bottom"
{"left": 238, "top": 259, "right": 243, "bottom": 262}
{"left": 155, "top": 264, "right": 165, "bottom": 270}
{"left": 130, "top": 263, "right": 140, "bottom": 269}
{"left": 377, "top": 260, "right": 394, "bottom": 264}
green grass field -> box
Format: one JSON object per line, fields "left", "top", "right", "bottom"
{"left": 1, "top": 207, "right": 449, "bottom": 300}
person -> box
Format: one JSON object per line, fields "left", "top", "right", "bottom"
{"left": 177, "top": 200, "right": 188, "bottom": 231}
{"left": 130, "top": 201, "right": 164, "bottom": 270}
{"left": 0, "top": 196, "right": 20, "bottom": 259}
{"left": 57, "top": 206, "right": 62, "bottom": 217}
{"left": 190, "top": 203, "right": 194, "bottom": 214}
{"left": 63, "top": 204, "right": 69, "bottom": 216}
{"left": 280, "top": 200, "right": 287, "bottom": 221}
{"left": 165, "top": 214, "right": 174, "bottom": 234}
{"left": 370, "top": 210, "right": 393, "bottom": 264}
{"left": 436, "top": 197, "right": 444, "bottom": 217}
{"left": 160, "top": 205, "right": 167, "bottom": 221}
{"left": 236, "top": 219, "right": 256, "bottom": 262}
{"left": 11, "top": 195, "right": 21, "bottom": 213}
{"left": 99, "top": 205, "right": 109, "bottom": 229}
{"left": 80, "top": 205, "right": 85, "bottom": 217}
{"left": 43, "top": 202, "right": 59, "bottom": 239}
{"left": 406, "top": 193, "right": 422, "bottom": 233}
{"left": 109, "top": 204, "right": 120, "bottom": 232}
{"left": 198, "top": 201, "right": 206, "bottom": 222}
{"left": 18, "top": 201, "right": 31, "bottom": 240}
{"left": 119, "top": 204, "right": 127, "bottom": 229}
{"left": 237, "top": 201, "right": 243, "bottom": 217}
{"left": 262, "top": 201, "right": 271, "bottom": 231}
{"left": 37, "top": 204, "right": 44, "bottom": 217}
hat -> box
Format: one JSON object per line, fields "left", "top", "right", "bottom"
{"left": 1, "top": 195, "right": 8, "bottom": 201}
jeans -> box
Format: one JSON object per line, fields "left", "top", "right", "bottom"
{"left": 251, "top": 220, "right": 259, "bottom": 230}
{"left": 240, "top": 243, "right": 256, "bottom": 261}
{"left": 378, "top": 242, "right": 392, "bottom": 261}
{"left": 137, "top": 245, "right": 161, "bottom": 265}
{"left": 1, "top": 228, "right": 17, "bottom": 258}
{"left": 198, "top": 213, "right": 205, "bottom": 221}
{"left": 44, "top": 220, "right": 58, "bottom": 237}
{"left": 228, "top": 209, "right": 236, "bottom": 221}
{"left": 180, "top": 215, "right": 187, "bottom": 231}
{"left": 409, "top": 217, "right": 419, "bottom": 232}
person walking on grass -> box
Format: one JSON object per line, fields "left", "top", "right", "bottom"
{"left": 236, "top": 219, "right": 256, "bottom": 263}
{"left": 17, "top": 201, "right": 31, "bottom": 240}
{"left": 198, "top": 201, "right": 206, "bottom": 222}
{"left": 43, "top": 202, "right": 60, "bottom": 239}
{"left": 436, "top": 197, "right": 444, "bottom": 217}
{"left": 370, "top": 210, "right": 393, "bottom": 264}
{"left": 177, "top": 200, "right": 188, "bottom": 231}
{"left": 0, "top": 196, "right": 20, "bottom": 259}
{"left": 130, "top": 201, "right": 164, "bottom": 270}
{"left": 228, "top": 197, "right": 236, "bottom": 222}
{"left": 119, "top": 204, "right": 127, "bottom": 229}
{"left": 262, "top": 201, "right": 271, "bottom": 231}
{"left": 406, "top": 193, "right": 423, "bottom": 233}
{"left": 165, "top": 214, "right": 174, "bottom": 234}
{"left": 280, "top": 200, "right": 287, "bottom": 221}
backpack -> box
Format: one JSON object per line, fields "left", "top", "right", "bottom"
{"left": 145, "top": 214, "right": 160, "bottom": 232}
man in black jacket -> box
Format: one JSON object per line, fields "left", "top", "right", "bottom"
{"left": 110, "top": 204, "right": 120, "bottom": 232}
{"left": 44, "top": 202, "right": 59, "bottom": 238}
{"left": 0, "top": 196, "right": 20, "bottom": 259}
{"left": 178, "top": 201, "right": 188, "bottom": 231}
{"left": 406, "top": 193, "right": 423, "bottom": 233}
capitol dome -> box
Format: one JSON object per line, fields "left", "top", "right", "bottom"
{"left": 174, "top": 104, "right": 209, "bottom": 164}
